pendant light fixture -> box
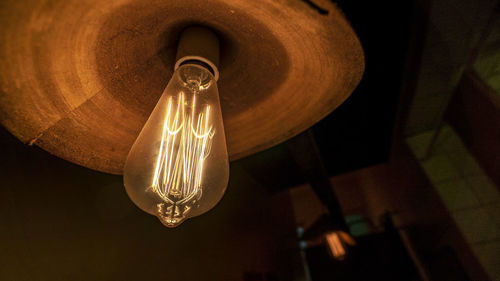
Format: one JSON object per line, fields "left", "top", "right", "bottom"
{"left": 0, "top": 1, "right": 365, "bottom": 230}
{"left": 123, "top": 27, "right": 229, "bottom": 227}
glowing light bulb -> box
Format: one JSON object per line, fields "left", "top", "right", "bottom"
{"left": 325, "top": 231, "right": 356, "bottom": 260}
{"left": 123, "top": 27, "right": 229, "bottom": 227}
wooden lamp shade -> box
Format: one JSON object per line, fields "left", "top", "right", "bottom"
{"left": 0, "top": 0, "right": 364, "bottom": 174}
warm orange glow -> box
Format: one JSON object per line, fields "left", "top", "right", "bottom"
{"left": 123, "top": 64, "right": 229, "bottom": 228}
{"left": 152, "top": 94, "right": 213, "bottom": 194}
{"left": 151, "top": 92, "right": 214, "bottom": 224}
{"left": 325, "top": 231, "right": 356, "bottom": 259}
{"left": 326, "top": 232, "right": 346, "bottom": 258}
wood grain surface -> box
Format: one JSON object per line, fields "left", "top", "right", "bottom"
{"left": 0, "top": 0, "right": 364, "bottom": 174}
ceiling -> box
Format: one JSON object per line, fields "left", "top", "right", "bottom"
{"left": 237, "top": 0, "right": 418, "bottom": 190}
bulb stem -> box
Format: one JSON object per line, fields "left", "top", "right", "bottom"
{"left": 175, "top": 26, "right": 220, "bottom": 81}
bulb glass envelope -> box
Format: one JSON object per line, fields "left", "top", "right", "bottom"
{"left": 124, "top": 64, "right": 229, "bottom": 227}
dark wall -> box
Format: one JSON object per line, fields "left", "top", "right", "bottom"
{"left": 0, "top": 128, "right": 297, "bottom": 281}
{"left": 446, "top": 72, "right": 500, "bottom": 188}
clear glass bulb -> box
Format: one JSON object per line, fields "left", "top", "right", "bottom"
{"left": 124, "top": 64, "right": 229, "bottom": 227}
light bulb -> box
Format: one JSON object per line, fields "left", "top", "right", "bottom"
{"left": 325, "top": 231, "right": 356, "bottom": 260}
{"left": 123, "top": 27, "right": 229, "bottom": 227}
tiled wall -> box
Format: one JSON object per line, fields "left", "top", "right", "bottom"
{"left": 407, "top": 125, "right": 500, "bottom": 280}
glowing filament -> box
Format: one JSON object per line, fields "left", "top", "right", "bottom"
{"left": 151, "top": 92, "right": 214, "bottom": 211}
